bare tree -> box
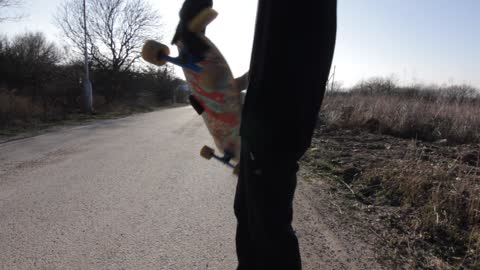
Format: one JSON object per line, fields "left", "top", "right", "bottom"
{"left": 55, "top": 0, "right": 160, "bottom": 73}
{"left": 0, "top": 0, "right": 21, "bottom": 9}
{"left": 0, "top": 0, "right": 25, "bottom": 22}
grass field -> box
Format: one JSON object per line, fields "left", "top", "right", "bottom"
{"left": 303, "top": 79, "right": 480, "bottom": 269}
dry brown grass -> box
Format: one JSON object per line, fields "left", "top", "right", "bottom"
{"left": 303, "top": 127, "right": 480, "bottom": 268}
{"left": 0, "top": 88, "right": 42, "bottom": 126}
{"left": 357, "top": 156, "right": 480, "bottom": 268}
{"left": 306, "top": 81, "right": 480, "bottom": 267}
{"left": 322, "top": 80, "right": 480, "bottom": 145}
{"left": 322, "top": 93, "right": 480, "bottom": 144}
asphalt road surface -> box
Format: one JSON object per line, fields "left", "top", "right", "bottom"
{"left": 0, "top": 107, "right": 383, "bottom": 270}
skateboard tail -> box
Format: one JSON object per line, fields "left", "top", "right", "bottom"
{"left": 188, "top": 8, "right": 218, "bottom": 33}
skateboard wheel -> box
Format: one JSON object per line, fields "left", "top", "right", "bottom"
{"left": 233, "top": 163, "right": 240, "bottom": 176}
{"left": 200, "top": 146, "right": 214, "bottom": 160}
{"left": 188, "top": 8, "right": 218, "bottom": 32}
{"left": 142, "top": 40, "right": 170, "bottom": 66}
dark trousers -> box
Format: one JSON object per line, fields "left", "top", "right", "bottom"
{"left": 234, "top": 1, "right": 337, "bottom": 269}
{"left": 234, "top": 139, "right": 301, "bottom": 270}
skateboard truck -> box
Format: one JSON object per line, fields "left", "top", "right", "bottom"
{"left": 141, "top": 40, "right": 203, "bottom": 72}
{"left": 157, "top": 50, "right": 202, "bottom": 72}
{"left": 201, "top": 146, "right": 234, "bottom": 168}
{"left": 201, "top": 146, "right": 240, "bottom": 175}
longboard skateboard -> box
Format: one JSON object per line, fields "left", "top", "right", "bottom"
{"left": 142, "top": 8, "right": 246, "bottom": 175}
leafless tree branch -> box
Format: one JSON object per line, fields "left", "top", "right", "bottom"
{"left": 0, "top": 0, "right": 26, "bottom": 22}
{"left": 55, "top": 0, "right": 161, "bottom": 73}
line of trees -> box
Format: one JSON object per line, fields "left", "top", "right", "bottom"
{"left": 1, "top": 0, "right": 186, "bottom": 127}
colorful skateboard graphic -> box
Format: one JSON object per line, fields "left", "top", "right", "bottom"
{"left": 142, "top": 8, "right": 244, "bottom": 174}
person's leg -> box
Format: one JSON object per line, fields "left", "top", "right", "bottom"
{"left": 235, "top": 1, "right": 337, "bottom": 269}
{"left": 234, "top": 138, "right": 301, "bottom": 270}
{"left": 234, "top": 150, "right": 256, "bottom": 269}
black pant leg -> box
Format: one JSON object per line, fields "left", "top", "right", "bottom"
{"left": 234, "top": 154, "right": 256, "bottom": 270}
{"left": 235, "top": 1, "right": 337, "bottom": 269}
{"left": 234, "top": 139, "right": 301, "bottom": 270}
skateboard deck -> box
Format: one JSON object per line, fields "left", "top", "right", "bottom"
{"left": 142, "top": 8, "right": 244, "bottom": 173}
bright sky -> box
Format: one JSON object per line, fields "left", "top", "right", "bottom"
{"left": 1, "top": 0, "right": 479, "bottom": 88}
